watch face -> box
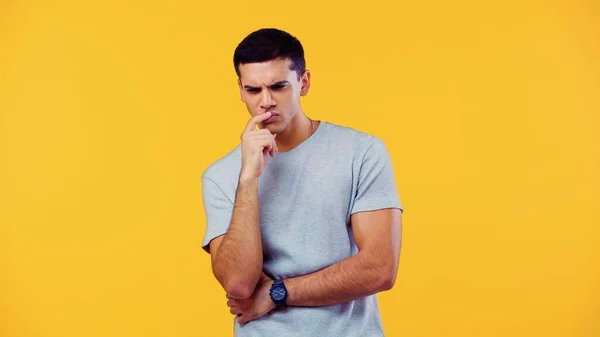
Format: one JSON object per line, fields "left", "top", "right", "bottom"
{"left": 271, "top": 287, "right": 286, "bottom": 300}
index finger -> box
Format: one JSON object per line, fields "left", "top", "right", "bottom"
{"left": 245, "top": 112, "right": 272, "bottom": 132}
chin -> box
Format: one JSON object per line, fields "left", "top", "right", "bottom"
{"left": 265, "top": 119, "right": 286, "bottom": 132}
{"left": 261, "top": 123, "right": 278, "bottom": 133}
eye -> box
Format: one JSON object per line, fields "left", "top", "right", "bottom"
{"left": 246, "top": 88, "right": 261, "bottom": 94}
{"left": 271, "top": 84, "right": 287, "bottom": 90}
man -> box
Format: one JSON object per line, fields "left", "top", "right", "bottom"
{"left": 201, "top": 28, "right": 403, "bottom": 337}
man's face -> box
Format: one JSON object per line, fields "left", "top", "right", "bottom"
{"left": 238, "top": 58, "right": 309, "bottom": 134}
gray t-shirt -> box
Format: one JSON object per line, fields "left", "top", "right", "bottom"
{"left": 201, "top": 121, "right": 403, "bottom": 337}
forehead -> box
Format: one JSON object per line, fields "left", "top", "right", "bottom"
{"left": 238, "top": 58, "right": 295, "bottom": 85}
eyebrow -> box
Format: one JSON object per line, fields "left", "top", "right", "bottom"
{"left": 244, "top": 80, "right": 289, "bottom": 90}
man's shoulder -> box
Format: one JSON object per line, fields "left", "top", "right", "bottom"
{"left": 201, "top": 144, "right": 242, "bottom": 184}
{"left": 321, "top": 121, "right": 382, "bottom": 151}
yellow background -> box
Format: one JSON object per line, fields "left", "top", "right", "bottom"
{"left": 1, "top": 0, "right": 599, "bottom": 336}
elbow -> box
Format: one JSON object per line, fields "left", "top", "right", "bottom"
{"left": 212, "top": 259, "right": 261, "bottom": 299}
{"left": 376, "top": 262, "right": 398, "bottom": 292}
{"left": 378, "top": 270, "right": 396, "bottom": 291}
{"left": 361, "top": 250, "right": 399, "bottom": 293}
{"left": 214, "top": 265, "right": 258, "bottom": 299}
{"left": 223, "top": 275, "right": 258, "bottom": 299}
{"left": 224, "top": 278, "right": 258, "bottom": 299}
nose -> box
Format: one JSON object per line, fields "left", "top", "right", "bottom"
{"left": 259, "top": 89, "right": 276, "bottom": 109}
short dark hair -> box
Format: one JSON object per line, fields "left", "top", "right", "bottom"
{"left": 233, "top": 28, "right": 306, "bottom": 80}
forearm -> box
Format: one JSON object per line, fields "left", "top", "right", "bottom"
{"left": 285, "top": 251, "right": 394, "bottom": 307}
{"left": 212, "top": 175, "right": 263, "bottom": 297}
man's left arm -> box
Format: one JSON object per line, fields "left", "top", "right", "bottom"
{"left": 284, "top": 207, "right": 402, "bottom": 307}
{"left": 283, "top": 137, "right": 403, "bottom": 307}
{"left": 228, "top": 208, "right": 402, "bottom": 324}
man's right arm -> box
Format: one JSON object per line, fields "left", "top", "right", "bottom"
{"left": 205, "top": 112, "right": 276, "bottom": 299}
{"left": 209, "top": 175, "right": 262, "bottom": 299}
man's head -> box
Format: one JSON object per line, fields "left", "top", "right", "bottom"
{"left": 233, "top": 28, "right": 310, "bottom": 134}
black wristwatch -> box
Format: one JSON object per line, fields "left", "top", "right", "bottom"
{"left": 269, "top": 279, "right": 288, "bottom": 308}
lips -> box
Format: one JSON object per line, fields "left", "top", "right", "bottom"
{"left": 263, "top": 112, "right": 278, "bottom": 124}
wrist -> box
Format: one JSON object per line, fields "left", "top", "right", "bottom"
{"left": 269, "top": 278, "right": 288, "bottom": 308}
{"left": 265, "top": 280, "right": 277, "bottom": 310}
{"left": 238, "top": 172, "right": 259, "bottom": 186}
{"left": 281, "top": 278, "right": 295, "bottom": 306}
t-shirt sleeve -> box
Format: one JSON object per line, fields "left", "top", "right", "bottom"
{"left": 350, "top": 137, "right": 403, "bottom": 215}
{"left": 201, "top": 175, "right": 234, "bottom": 253}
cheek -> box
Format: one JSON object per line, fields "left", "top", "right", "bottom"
{"left": 275, "top": 91, "right": 294, "bottom": 106}
{"left": 242, "top": 95, "right": 260, "bottom": 108}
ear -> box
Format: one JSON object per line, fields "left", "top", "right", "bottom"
{"left": 237, "top": 78, "right": 244, "bottom": 102}
{"left": 300, "top": 70, "right": 311, "bottom": 96}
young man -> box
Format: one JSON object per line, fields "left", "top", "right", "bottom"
{"left": 201, "top": 28, "right": 403, "bottom": 336}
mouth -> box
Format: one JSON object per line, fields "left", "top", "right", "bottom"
{"left": 263, "top": 112, "right": 279, "bottom": 124}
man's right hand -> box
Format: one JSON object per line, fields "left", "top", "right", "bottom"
{"left": 240, "top": 112, "right": 278, "bottom": 181}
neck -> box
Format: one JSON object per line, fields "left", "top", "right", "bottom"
{"left": 276, "top": 111, "right": 315, "bottom": 152}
